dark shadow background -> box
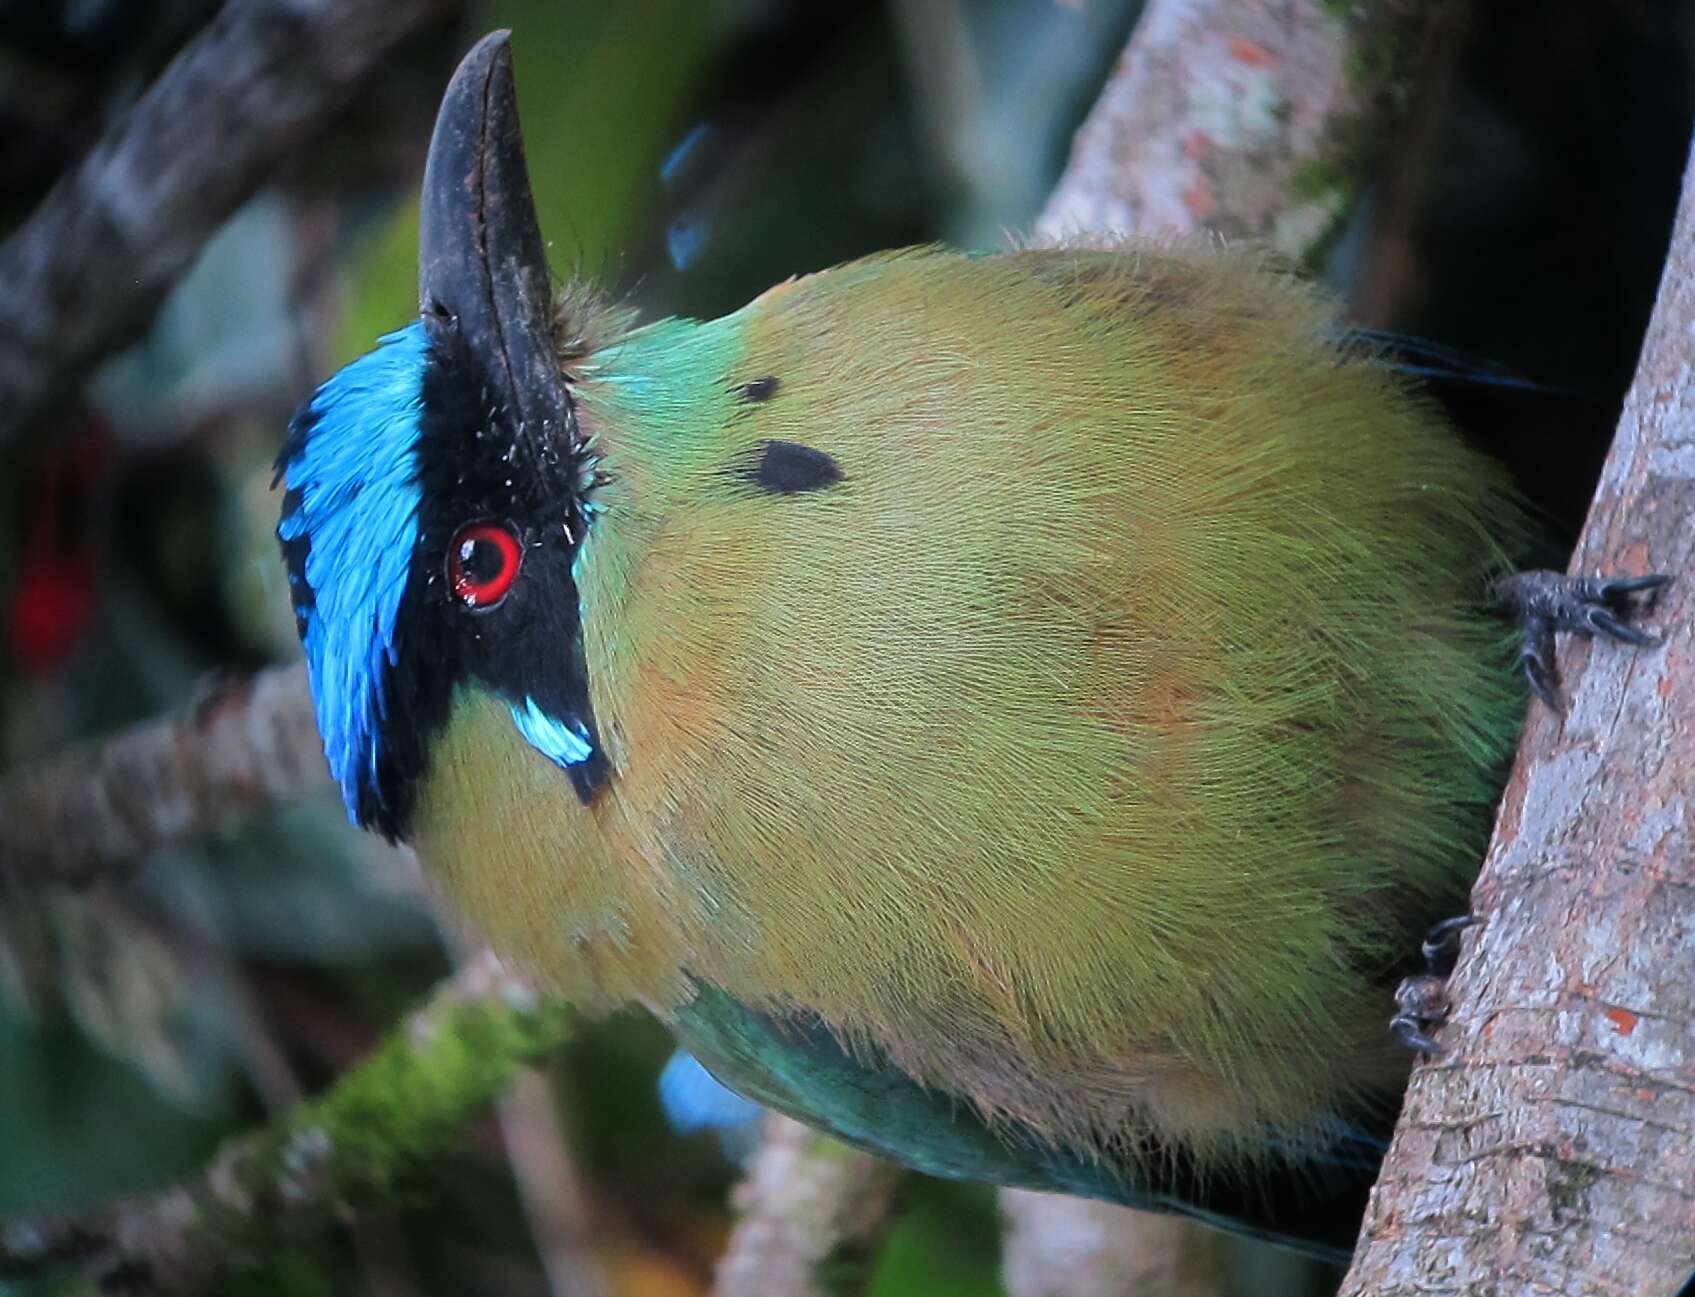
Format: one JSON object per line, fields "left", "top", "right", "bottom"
{"left": 0, "top": 2, "right": 1689, "bottom": 1294}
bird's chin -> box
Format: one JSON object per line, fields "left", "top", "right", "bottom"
{"left": 410, "top": 685, "right": 686, "bottom": 1013}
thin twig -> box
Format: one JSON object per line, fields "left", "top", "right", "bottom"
{"left": 711, "top": 1116, "right": 905, "bottom": 1297}
{"left": 0, "top": 949, "right": 570, "bottom": 1294}
{"left": 998, "top": 1193, "right": 1228, "bottom": 1297}
{"left": 1340, "top": 134, "right": 1695, "bottom": 1297}
{"left": 0, "top": 663, "right": 324, "bottom": 889}
{"left": 0, "top": 0, "right": 457, "bottom": 445}
{"left": 495, "top": 1065, "right": 613, "bottom": 1297}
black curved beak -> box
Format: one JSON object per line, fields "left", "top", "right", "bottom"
{"left": 419, "top": 31, "right": 573, "bottom": 454}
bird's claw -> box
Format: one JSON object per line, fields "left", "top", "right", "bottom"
{"left": 1390, "top": 1002, "right": 1446, "bottom": 1054}
{"left": 1391, "top": 915, "right": 1480, "bottom": 1056}
{"left": 1420, "top": 913, "right": 1479, "bottom": 974}
{"left": 1495, "top": 570, "right": 1672, "bottom": 710}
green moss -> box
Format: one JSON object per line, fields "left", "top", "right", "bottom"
{"left": 1292, "top": 158, "right": 1352, "bottom": 204}
{"left": 1315, "top": 0, "right": 1363, "bottom": 22}
{"left": 1546, "top": 1156, "right": 1603, "bottom": 1223}
{"left": 286, "top": 985, "right": 572, "bottom": 1201}
{"left": 173, "top": 981, "right": 573, "bottom": 1272}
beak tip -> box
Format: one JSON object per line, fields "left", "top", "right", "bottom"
{"left": 419, "top": 30, "right": 523, "bottom": 317}
{"left": 451, "top": 28, "right": 515, "bottom": 96}
{"left": 417, "top": 29, "right": 571, "bottom": 451}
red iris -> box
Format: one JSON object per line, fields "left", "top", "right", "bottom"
{"left": 448, "top": 522, "right": 522, "bottom": 609}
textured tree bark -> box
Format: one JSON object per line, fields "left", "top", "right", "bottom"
{"left": 0, "top": 663, "right": 325, "bottom": 889}
{"left": 711, "top": 1115, "right": 906, "bottom": 1297}
{"left": 0, "top": 0, "right": 456, "bottom": 446}
{"left": 1037, "top": 0, "right": 1452, "bottom": 260}
{"left": 1340, "top": 137, "right": 1695, "bottom": 1297}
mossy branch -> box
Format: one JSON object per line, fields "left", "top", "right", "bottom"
{"left": 0, "top": 950, "right": 571, "bottom": 1294}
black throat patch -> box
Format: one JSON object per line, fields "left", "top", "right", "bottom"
{"left": 359, "top": 327, "right": 606, "bottom": 839}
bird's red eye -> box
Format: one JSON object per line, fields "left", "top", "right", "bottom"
{"left": 448, "top": 522, "right": 522, "bottom": 609}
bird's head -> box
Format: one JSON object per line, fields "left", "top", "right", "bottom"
{"left": 276, "top": 32, "right": 606, "bottom": 839}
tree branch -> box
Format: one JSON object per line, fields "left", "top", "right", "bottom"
{"left": 0, "top": 949, "right": 570, "bottom": 1294}
{"left": 1038, "top": 0, "right": 1450, "bottom": 263}
{"left": 0, "top": 0, "right": 456, "bottom": 447}
{"left": 1340, "top": 134, "right": 1695, "bottom": 1297}
{"left": 0, "top": 663, "right": 325, "bottom": 890}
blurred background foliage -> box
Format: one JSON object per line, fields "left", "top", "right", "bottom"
{"left": 0, "top": 0, "right": 1690, "bottom": 1294}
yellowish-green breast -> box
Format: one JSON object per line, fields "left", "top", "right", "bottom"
{"left": 416, "top": 245, "right": 1524, "bottom": 1159}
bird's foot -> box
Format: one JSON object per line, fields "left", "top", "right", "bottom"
{"left": 1495, "top": 570, "right": 1671, "bottom": 711}
{"left": 1390, "top": 915, "right": 1479, "bottom": 1054}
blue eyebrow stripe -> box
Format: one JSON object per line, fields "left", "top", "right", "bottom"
{"left": 508, "top": 697, "right": 610, "bottom": 805}
{"left": 509, "top": 696, "right": 595, "bottom": 766}
{"left": 276, "top": 322, "right": 430, "bottom": 825}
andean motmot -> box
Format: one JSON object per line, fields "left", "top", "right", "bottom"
{"left": 275, "top": 31, "right": 1667, "bottom": 1257}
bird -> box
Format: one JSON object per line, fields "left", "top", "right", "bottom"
{"left": 275, "top": 31, "right": 1666, "bottom": 1259}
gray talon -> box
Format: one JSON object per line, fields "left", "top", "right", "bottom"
{"left": 1421, "top": 914, "right": 1479, "bottom": 973}
{"left": 1393, "top": 917, "right": 1480, "bottom": 1055}
{"left": 1496, "top": 569, "right": 1671, "bottom": 709}
{"left": 1389, "top": 1012, "right": 1445, "bottom": 1055}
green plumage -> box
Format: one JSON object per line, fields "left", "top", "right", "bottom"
{"left": 416, "top": 246, "right": 1527, "bottom": 1225}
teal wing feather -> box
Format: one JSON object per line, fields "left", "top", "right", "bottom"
{"left": 673, "top": 985, "right": 1383, "bottom": 1262}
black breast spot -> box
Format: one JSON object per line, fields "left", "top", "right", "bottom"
{"left": 735, "top": 440, "right": 842, "bottom": 494}
{"left": 735, "top": 376, "right": 780, "bottom": 403}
